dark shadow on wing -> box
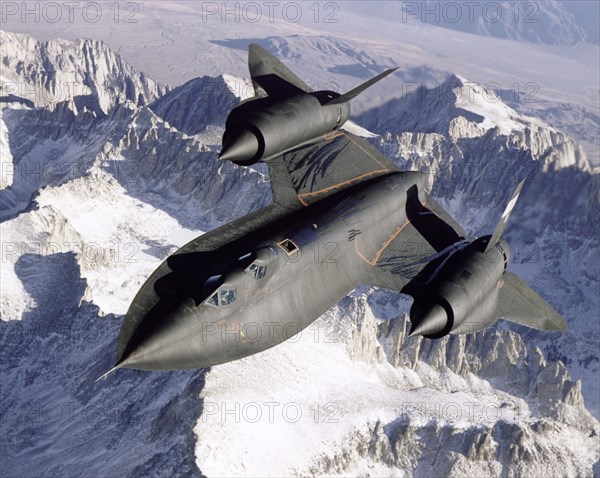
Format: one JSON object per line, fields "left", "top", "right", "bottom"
{"left": 406, "top": 185, "right": 464, "bottom": 252}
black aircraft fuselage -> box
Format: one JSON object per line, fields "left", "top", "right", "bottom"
{"left": 100, "top": 44, "right": 565, "bottom": 378}
{"left": 120, "top": 173, "right": 419, "bottom": 370}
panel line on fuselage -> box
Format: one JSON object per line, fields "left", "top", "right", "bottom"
{"left": 298, "top": 169, "right": 390, "bottom": 205}
{"left": 354, "top": 219, "right": 412, "bottom": 266}
{"left": 344, "top": 132, "right": 389, "bottom": 169}
{"left": 294, "top": 132, "right": 392, "bottom": 206}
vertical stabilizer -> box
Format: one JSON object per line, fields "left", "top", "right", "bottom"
{"left": 248, "top": 43, "right": 311, "bottom": 99}
{"left": 485, "top": 178, "right": 525, "bottom": 252}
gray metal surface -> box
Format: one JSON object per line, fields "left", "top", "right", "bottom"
{"left": 103, "top": 44, "right": 566, "bottom": 376}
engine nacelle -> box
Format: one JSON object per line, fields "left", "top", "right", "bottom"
{"left": 220, "top": 92, "right": 351, "bottom": 165}
{"left": 409, "top": 237, "right": 509, "bottom": 338}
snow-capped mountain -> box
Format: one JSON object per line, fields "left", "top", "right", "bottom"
{"left": 1, "top": 30, "right": 598, "bottom": 477}
{"left": 0, "top": 31, "right": 165, "bottom": 112}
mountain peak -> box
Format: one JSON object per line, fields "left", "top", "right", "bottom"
{"left": 0, "top": 30, "right": 166, "bottom": 114}
{"left": 149, "top": 74, "right": 252, "bottom": 138}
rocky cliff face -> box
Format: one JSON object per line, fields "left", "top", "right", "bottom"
{"left": 0, "top": 30, "right": 165, "bottom": 113}
{"left": 300, "top": 291, "right": 597, "bottom": 477}
{"left": 1, "top": 31, "right": 598, "bottom": 477}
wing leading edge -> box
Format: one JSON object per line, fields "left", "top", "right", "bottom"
{"left": 499, "top": 272, "right": 567, "bottom": 331}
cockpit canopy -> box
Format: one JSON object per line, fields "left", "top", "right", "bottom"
{"left": 246, "top": 262, "right": 267, "bottom": 279}
{"left": 203, "top": 248, "right": 273, "bottom": 307}
{"left": 207, "top": 287, "right": 237, "bottom": 307}
{"left": 244, "top": 247, "right": 273, "bottom": 280}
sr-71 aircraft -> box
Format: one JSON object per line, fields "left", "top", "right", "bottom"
{"left": 99, "top": 44, "right": 566, "bottom": 378}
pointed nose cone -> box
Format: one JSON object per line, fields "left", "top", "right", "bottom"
{"left": 218, "top": 129, "right": 259, "bottom": 164}
{"left": 409, "top": 303, "right": 448, "bottom": 337}
{"left": 117, "top": 298, "right": 205, "bottom": 370}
